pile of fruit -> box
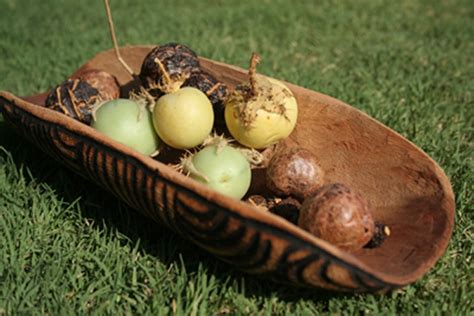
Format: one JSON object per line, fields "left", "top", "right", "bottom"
{"left": 44, "top": 43, "right": 389, "bottom": 251}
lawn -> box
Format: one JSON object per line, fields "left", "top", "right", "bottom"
{"left": 0, "top": 0, "right": 473, "bottom": 314}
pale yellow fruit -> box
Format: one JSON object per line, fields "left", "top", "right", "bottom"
{"left": 153, "top": 87, "right": 214, "bottom": 149}
{"left": 224, "top": 77, "right": 298, "bottom": 149}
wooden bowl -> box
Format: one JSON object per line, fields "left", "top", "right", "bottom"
{"left": 0, "top": 45, "right": 454, "bottom": 293}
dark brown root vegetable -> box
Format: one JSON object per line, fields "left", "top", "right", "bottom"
{"left": 298, "top": 183, "right": 375, "bottom": 251}
{"left": 266, "top": 147, "right": 325, "bottom": 201}
{"left": 247, "top": 195, "right": 301, "bottom": 225}
{"left": 268, "top": 197, "right": 301, "bottom": 225}
{"left": 183, "top": 71, "right": 228, "bottom": 108}
{"left": 44, "top": 79, "right": 101, "bottom": 124}
{"left": 364, "top": 221, "right": 391, "bottom": 249}
{"left": 77, "top": 69, "right": 120, "bottom": 100}
{"left": 139, "top": 43, "right": 201, "bottom": 96}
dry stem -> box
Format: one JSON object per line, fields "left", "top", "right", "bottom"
{"left": 104, "top": 0, "right": 135, "bottom": 77}
{"left": 248, "top": 52, "right": 261, "bottom": 97}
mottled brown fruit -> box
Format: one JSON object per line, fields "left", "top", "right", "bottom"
{"left": 77, "top": 69, "right": 120, "bottom": 100}
{"left": 139, "top": 43, "right": 201, "bottom": 96}
{"left": 44, "top": 79, "right": 101, "bottom": 124}
{"left": 298, "top": 183, "right": 375, "bottom": 251}
{"left": 266, "top": 147, "right": 325, "bottom": 201}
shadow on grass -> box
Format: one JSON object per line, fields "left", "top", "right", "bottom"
{"left": 0, "top": 118, "right": 353, "bottom": 304}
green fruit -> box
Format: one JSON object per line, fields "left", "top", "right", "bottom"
{"left": 153, "top": 87, "right": 214, "bottom": 149}
{"left": 91, "top": 99, "right": 160, "bottom": 156}
{"left": 187, "top": 145, "right": 251, "bottom": 199}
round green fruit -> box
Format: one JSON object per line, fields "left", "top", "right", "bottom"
{"left": 91, "top": 99, "right": 160, "bottom": 156}
{"left": 187, "top": 145, "right": 251, "bottom": 199}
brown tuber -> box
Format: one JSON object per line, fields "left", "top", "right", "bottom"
{"left": 266, "top": 147, "right": 325, "bottom": 201}
{"left": 44, "top": 79, "right": 101, "bottom": 124}
{"left": 268, "top": 197, "right": 301, "bottom": 225}
{"left": 247, "top": 195, "right": 301, "bottom": 225}
{"left": 139, "top": 43, "right": 201, "bottom": 96}
{"left": 183, "top": 71, "right": 228, "bottom": 108}
{"left": 298, "top": 183, "right": 375, "bottom": 251}
{"left": 77, "top": 69, "right": 120, "bottom": 100}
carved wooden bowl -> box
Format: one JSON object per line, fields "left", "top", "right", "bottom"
{"left": 0, "top": 46, "right": 454, "bottom": 293}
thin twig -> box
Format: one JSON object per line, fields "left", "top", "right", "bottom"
{"left": 104, "top": 0, "right": 135, "bottom": 77}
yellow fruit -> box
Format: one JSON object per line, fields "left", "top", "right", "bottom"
{"left": 224, "top": 73, "right": 298, "bottom": 149}
{"left": 153, "top": 87, "right": 214, "bottom": 149}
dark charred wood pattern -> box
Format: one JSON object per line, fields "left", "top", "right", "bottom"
{"left": 0, "top": 97, "right": 398, "bottom": 293}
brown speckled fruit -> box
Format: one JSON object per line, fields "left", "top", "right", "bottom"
{"left": 266, "top": 147, "right": 325, "bottom": 201}
{"left": 139, "top": 43, "right": 201, "bottom": 96}
{"left": 298, "top": 183, "right": 375, "bottom": 251}
{"left": 77, "top": 69, "right": 120, "bottom": 100}
{"left": 44, "top": 79, "right": 101, "bottom": 124}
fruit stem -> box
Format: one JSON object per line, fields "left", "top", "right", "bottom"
{"left": 202, "top": 133, "right": 232, "bottom": 154}
{"left": 104, "top": 0, "right": 135, "bottom": 77}
{"left": 248, "top": 52, "right": 261, "bottom": 97}
{"left": 181, "top": 155, "right": 210, "bottom": 183}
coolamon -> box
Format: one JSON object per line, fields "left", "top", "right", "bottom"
{"left": 0, "top": 46, "right": 455, "bottom": 293}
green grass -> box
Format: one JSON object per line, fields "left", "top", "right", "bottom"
{"left": 0, "top": 0, "right": 473, "bottom": 314}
